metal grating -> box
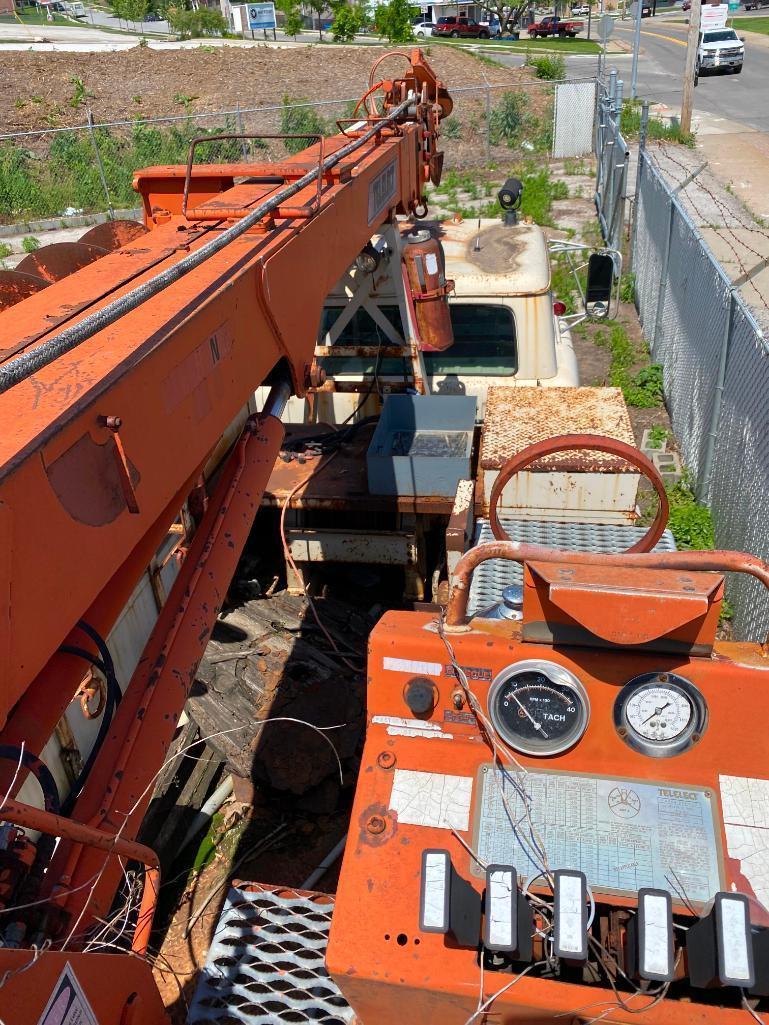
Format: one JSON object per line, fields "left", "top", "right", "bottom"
{"left": 187, "top": 883, "right": 355, "bottom": 1025}
{"left": 467, "top": 517, "right": 677, "bottom": 616}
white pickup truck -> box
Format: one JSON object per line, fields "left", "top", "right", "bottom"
{"left": 696, "top": 27, "right": 745, "bottom": 76}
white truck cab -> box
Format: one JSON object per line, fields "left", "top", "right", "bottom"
{"left": 696, "top": 27, "right": 744, "bottom": 75}
{"left": 266, "top": 218, "right": 579, "bottom": 426}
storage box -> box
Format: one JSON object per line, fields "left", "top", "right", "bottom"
{"left": 367, "top": 395, "right": 477, "bottom": 498}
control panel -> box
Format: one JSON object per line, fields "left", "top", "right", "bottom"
{"left": 327, "top": 608, "right": 769, "bottom": 1025}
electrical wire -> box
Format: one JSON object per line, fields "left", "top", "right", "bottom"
{"left": 464, "top": 961, "right": 545, "bottom": 1025}
{"left": 58, "top": 717, "right": 346, "bottom": 953}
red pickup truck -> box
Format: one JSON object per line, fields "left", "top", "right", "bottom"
{"left": 528, "top": 15, "right": 584, "bottom": 36}
{"left": 432, "top": 16, "right": 492, "bottom": 38}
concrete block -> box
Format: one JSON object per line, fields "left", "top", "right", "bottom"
{"left": 651, "top": 449, "right": 682, "bottom": 487}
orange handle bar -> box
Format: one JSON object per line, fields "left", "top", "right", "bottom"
{"left": 445, "top": 542, "right": 769, "bottom": 628}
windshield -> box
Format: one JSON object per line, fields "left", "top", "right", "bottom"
{"left": 437, "top": 17, "right": 455, "bottom": 23}
{"left": 703, "top": 30, "right": 738, "bottom": 42}
{"left": 318, "top": 303, "right": 519, "bottom": 377}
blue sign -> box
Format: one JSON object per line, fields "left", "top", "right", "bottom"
{"left": 248, "top": 2, "right": 276, "bottom": 29}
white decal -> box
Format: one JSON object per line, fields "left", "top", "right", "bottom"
{"left": 720, "top": 775, "right": 769, "bottom": 911}
{"left": 383, "top": 656, "right": 441, "bottom": 676}
{"left": 386, "top": 725, "right": 453, "bottom": 740}
{"left": 389, "top": 768, "right": 473, "bottom": 831}
{"left": 372, "top": 714, "right": 442, "bottom": 731}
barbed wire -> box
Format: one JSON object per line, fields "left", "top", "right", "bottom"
{"left": 654, "top": 142, "right": 769, "bottom": 313}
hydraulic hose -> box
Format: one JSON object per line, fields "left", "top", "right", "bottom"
{"left": 0, "top": 97, "right": 413, "bottom": 395}
{"left": 0, "top": 746, "right": 60, "bottom": 815}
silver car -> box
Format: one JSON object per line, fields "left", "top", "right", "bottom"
{"left": 413, "top": 19, "right": 434, "bottom": 37}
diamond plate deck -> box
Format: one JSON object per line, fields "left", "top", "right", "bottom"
{"left": 186, "top": 883, "right": 355, "bottom": 1025}
{"left": 479, "top": 387, "right": 637, "bottom": 473}
{"left": 467, "top": 517, "right": 677, "bottom": 616}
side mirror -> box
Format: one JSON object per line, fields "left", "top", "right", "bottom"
{"left": 584, "top": 253, "right": 615, "bottom": 319}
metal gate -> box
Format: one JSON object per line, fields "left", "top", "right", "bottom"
{"left": 553, "top": 80, "right": 597, "bottom": 159}
{"left": 594, "top": 83, "right": 629, "bottom": 251}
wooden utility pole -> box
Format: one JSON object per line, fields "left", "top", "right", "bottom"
{"left": 680, "top": 0, "right": 702, "bottom": 135}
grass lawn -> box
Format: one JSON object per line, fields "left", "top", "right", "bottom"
{"left": 731, "top": 16, "right": 769, "bottom": 34}
{"left": 434, "top": 36, "right": 601, "bottom": 53}
{"left": 0, "top": 9, "right": 71, "bottom": 25}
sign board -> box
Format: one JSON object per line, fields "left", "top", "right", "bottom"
{"left": 598, "top": 13, "right": 614, "bottom": 41}
{"left": 700, "top": 3, "right": 728, "bottom": 29}
{"left": 247, "top": 1, "right": 276, "bottom": 30}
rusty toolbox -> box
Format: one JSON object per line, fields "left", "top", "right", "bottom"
{"left": 479, "top": 386, "right": 640, "bottom": 523}
{"left": 367, "top": 394, "right": 476, "bottom": 498}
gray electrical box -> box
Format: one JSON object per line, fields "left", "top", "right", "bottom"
{"left": 367, "top": 394, "right": 477, "bottom": 498}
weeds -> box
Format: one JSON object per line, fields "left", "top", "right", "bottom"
{"left": 280, "top": 96, "right": 329, "bottom": 155}
{"left": 666, "top": 475, "right": 714, "bottom": 550}
{"left": 69, "top": 77, "right": 94, "bottom": 110}
{"left": 22, "top": 236, "right": 40, "bottom": 252}
{"left": 620, "top": 99, "right": 695, "bottom": 147}
{"left": 619, "top": 272, "right": 635, "bottom": 304}
{"left": 487, "top": 91, "right": 552, "bottom": 152}
{"left": 597, "top": 322, "right": 663, "bottom": 407}
{"left": 647, "top": 424, "right": 668, "bottom": 448}
{"left": 563, "top": 157, "right": 590, "bottom": 176}
{"left": 0, "top": 242, "right": 11, "bottom": 260}
{"left": 442, "top": 117, "right": 462, "bottom": 140}
{"left": 527, "top": 53, "right": 566, "bottom": 80}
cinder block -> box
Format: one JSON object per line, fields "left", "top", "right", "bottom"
{"left": 651, "top": 449, "right": 682, "bottom": 487}
{"left": 641, "top": 427, "right": 668, "bottom": 459}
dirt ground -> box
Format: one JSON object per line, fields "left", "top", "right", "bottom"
{"left": 0, "top": 44, "right": 529, "bottom": 132}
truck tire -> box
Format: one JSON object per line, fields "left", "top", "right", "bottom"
{"left": 733, "top": 64, "right": 742, "bottom": 73}
{"left": 478, "top": 29, "right": 489, "bottom": 37}
{"left": 451, "top": 29, "right": 459, "bottom": 36}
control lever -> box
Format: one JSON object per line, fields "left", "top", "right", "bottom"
{"left": 419, "top": 849, "right": 481, "bottom": 947}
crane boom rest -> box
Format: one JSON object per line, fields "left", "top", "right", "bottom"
{"left": 0, "top": 51, "right": 452, "bottom": 1024}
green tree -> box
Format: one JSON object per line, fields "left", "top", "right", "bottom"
{"left": 305, "top": 0, "right": 327, "bottom": 40}
{"left": 276, "top": 0, "right": 303, "bottom": 36}
{"left": 330, "top": 0, "right": 363, "bottom": 41}
{"left": 482, "top": 0, "right": 529, "bottom": 34}
{"left": 374, "top": 0, "right": 416, "bottom": 43}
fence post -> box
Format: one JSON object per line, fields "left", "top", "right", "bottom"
{"left": 485, "top": 85, "right": 491, "bottom": 166}
{"left": 615, "top": 78, "right": 624, "bottom": 118}
{"left": 628, "top": 100, "right": 649, "bottom": 273}
{"left": 651, "top": 193, "right": 676, "bottom": 356}
{"left": 86, "top": 108, "right": 114, "bottom": 220}
{"left": 698, "top": 286, "right": 735, "bottom": 504}
{"left": 236, "top": 102, "right": 248, "bottom": 160}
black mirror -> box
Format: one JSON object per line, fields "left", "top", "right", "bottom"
{"left": 585, "top": 253, "right": 614, "bottom": 318}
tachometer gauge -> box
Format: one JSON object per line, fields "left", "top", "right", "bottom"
{"left": 488, "top": 660, "right": 590, "bottom": 756}
{"left": 614, "top": 673, "right": 707, "bottom": 757}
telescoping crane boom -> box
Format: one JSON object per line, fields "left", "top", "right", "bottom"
{"left": 0, "top": 50, "right": 452, "bottom": 1024}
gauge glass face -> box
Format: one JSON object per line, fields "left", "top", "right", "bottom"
{"left": 489, "top": 663, "right": 589, "bottom": 756}
{"left": 614, "top": 673, "right": 707, "bottom": 757}
{"left": 624, "top": 685, "right": 693, "bottom": 742}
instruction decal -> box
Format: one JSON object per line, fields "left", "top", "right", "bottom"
{"left": 389, "top": 768, "right": 473, "bottom": 831}
{"left": 36, "top": 964, "right": 99, "bottom": 1025}
{"left": 474, "top": 767, "right": 722, "bottom": 901}
{"left": 383, "top": 656, "right": 442, "bottom": 677}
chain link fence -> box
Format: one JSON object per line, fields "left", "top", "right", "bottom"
{"left": 633, "top": 148, "right": 769, "bottom": 641}
{"left": 0, "top": 78, "right": 596, "bottom": 229}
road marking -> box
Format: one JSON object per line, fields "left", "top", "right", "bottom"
{"left": 616, "top": 24, "right": 688, "bottom": 46}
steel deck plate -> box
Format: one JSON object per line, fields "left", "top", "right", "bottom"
{"left": 186, "top": 883, "right": 355, "bottom": 1025}
{"left": 467, "top": 517, "right": 677, "bottom": 616}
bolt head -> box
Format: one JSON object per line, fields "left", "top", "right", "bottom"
{"left": 366, "top": 814, "right": 386, "bottom": 835}
{"left": 377, "top": 751, "right": 396, "bottom": 770}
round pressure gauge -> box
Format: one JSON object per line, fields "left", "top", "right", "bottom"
{"left": 614, "top": 673, "right": 707, "bottom": 758}
{"left": 488, "top": 660, "right": 590, "bottom": 757}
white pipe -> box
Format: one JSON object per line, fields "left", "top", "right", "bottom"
{"left": 178, "top": 774, "right": 234, "bottom": 855}
{"left": 300, "top": 833, "right": 348, "bottom": 892}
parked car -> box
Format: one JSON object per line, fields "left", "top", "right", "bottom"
{"left": 143, "top": 10, "right": 163, "bottom": 20}
{"left": 432, "top": 15, "right": 492, "bottom": 38}
{"left": 571, "top": 4, "right": 590, "bottom": 14}
{"left": 744, "top": 0, "right": 769, "bottom": 9}
{"left": 412, "top": 18, "right": 434, "bottom": 37}
{"left": 696, "top": 27, "right": 744, "bottom": 76}
{"left": 528, "top": 14, "right": 585, "bottom": 36}
{"left": 642, "top": 2, "right": 652, "bottom": 14}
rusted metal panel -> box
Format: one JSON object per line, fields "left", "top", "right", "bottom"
{"left": 288, "top": 528, "right": 418, "bottom": 565}
{"left": 480, "top": 386, "right": 638, "bottom": 473}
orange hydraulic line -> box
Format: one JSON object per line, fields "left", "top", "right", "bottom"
{"left": 445, "top": 543, "right": 769, "bottom": 628}
{"left": 132, "top": 867, "right": 160, "bottom": 956}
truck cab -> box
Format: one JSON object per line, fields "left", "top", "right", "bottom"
{"left": 696, "top": 28, "right": 744, "bottom": 75}
{"left": 269, "top": 218, "right": 578, "bottom": 427}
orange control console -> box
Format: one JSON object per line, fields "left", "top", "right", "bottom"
{"left": 327, "top": 539, "right": 769, "bottom": 1024}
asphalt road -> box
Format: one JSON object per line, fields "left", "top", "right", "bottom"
{"left": 490, "top": 14, "right": 769, "bottom": 132}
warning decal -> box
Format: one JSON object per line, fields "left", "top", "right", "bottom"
{"left": 36, "top": 964, "right": 99, "bottom": 1025}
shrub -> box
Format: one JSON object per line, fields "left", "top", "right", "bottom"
{"left": 529, "top": 54, "right": 565, "bottom": 80}
{"left": 330, "top": 0, "right": 364, "bottom": 41}
{"left": 488, "top": 91, "right": 526, "bottom": 146}
{"left": 22, "top": 236, "right": 40, "bottom": 252}
{"left": 374, "top": 0, "right": 416, "bottom": 42}
{"left": 280, "top": 96, "right": 329, "bottom": 155}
